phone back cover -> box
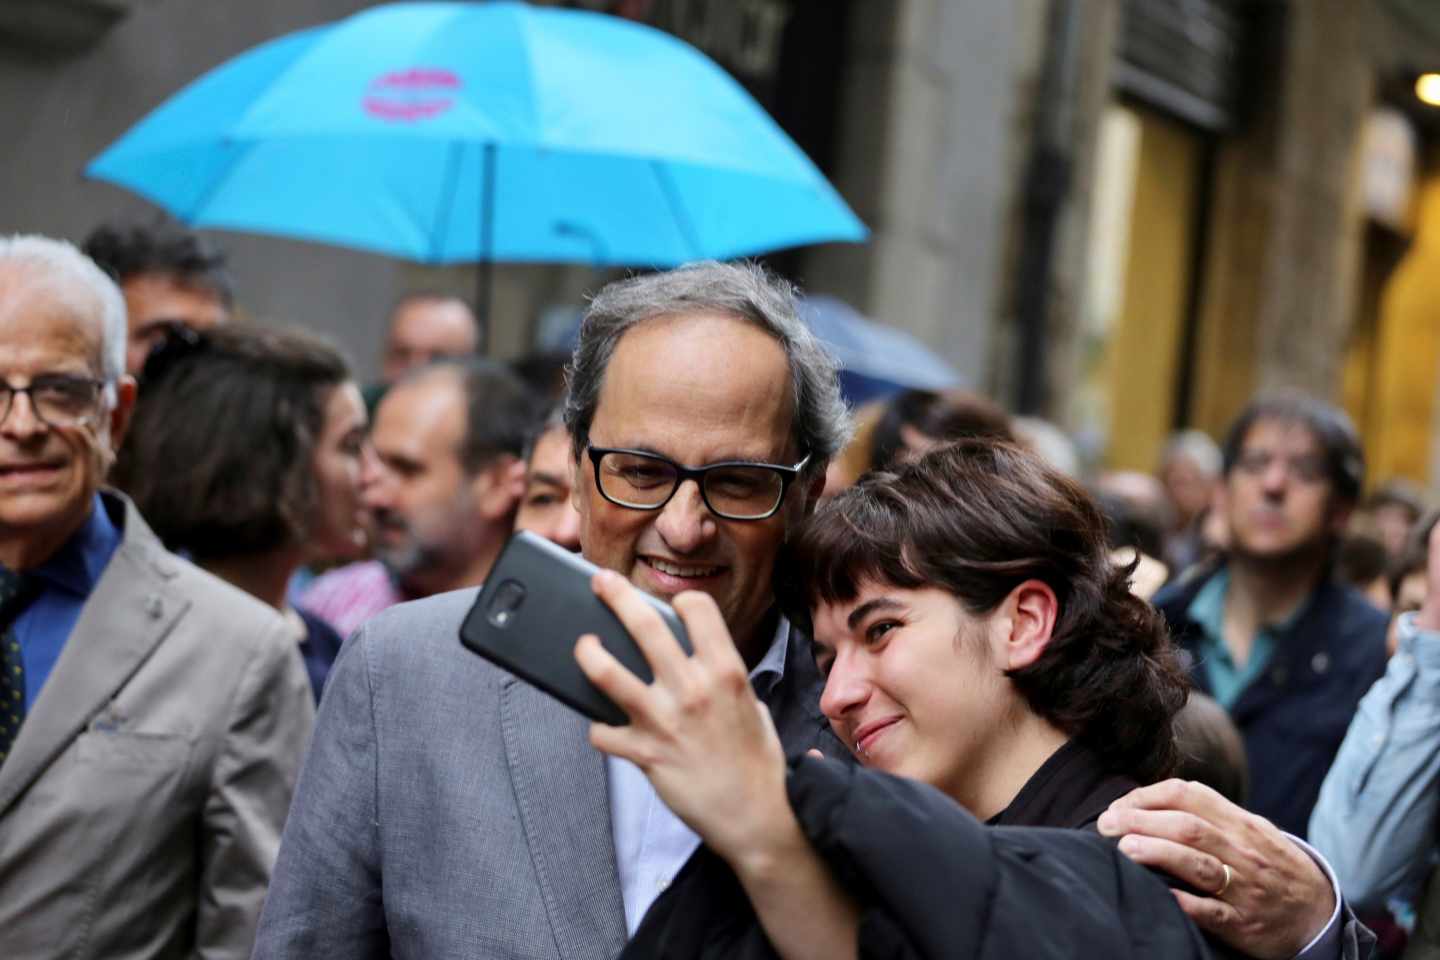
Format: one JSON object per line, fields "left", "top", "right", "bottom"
{"left": 459, "top": 531, "right": 691, "bottom": 726}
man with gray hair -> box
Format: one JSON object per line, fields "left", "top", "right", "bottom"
{"left": 0, "top": 235, "right": 313, "bottom": 958}
{"left": 257, "top": 262, "right": 1362, "bottom": 959}
{"left": 258, "top": 260, "right": 849, "bottom": 957}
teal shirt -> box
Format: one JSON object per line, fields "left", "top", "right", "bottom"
{"left": 1186, "top": 569, "right": 1305, "bottom": 709}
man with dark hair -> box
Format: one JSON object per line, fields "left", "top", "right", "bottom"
{"left": 514, "top": 409, "right": 581, "bottom": 552}
{"left": 869, "top": 387, "right": 1013, "bottom": 471}
{"left": 1153, "top": 391, "right": 1389, "bottom": 837}
{"left": 81, "top": 219, "right": 233, "bottom": 375}
{"left": 302, "top": 358, "right": 536, "bottom": 638}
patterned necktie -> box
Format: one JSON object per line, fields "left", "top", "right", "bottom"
{"left": 0, "top": 567, "right": 37, "bottom": 767}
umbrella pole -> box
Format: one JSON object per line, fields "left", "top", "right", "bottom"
{"left": 476, "top": 142, "right": 496, "bottom": 355}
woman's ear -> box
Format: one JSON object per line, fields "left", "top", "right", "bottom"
{"left": 1002, "top": 579, "right": 1058, "bottom": 670}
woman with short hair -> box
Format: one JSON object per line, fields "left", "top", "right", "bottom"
{"left": 112, "top": 325, "right": 369, "bottom": 701}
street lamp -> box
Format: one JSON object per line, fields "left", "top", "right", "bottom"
{"left": 1415, "top": 73, "right": 1440, "bottom": 106}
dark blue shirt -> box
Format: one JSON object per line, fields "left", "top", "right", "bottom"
{"left": 9, "top": 494, "right": 121, "bottom": 709}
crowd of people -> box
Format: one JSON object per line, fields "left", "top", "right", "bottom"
{"left": 1, "top": 218, "right": 1437, "bottom": 959}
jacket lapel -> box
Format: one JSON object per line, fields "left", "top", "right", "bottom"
{"left": 0, "top": 497, "right": 187, "bottom": 820}
{"left": 500, "top": 675, "right": 626, "bottom": 960}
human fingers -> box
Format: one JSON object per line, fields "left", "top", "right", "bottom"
{"left": 1106, "top": 778, "right": 1237, "bottom": 825}
{"left": 1107, "top": 831, "right": 1231, "bottom": 897}
{"left": 1097, "top": 805, "right": 1239, "bottom": 873}
{"left": 1169, "top": 889, "right": 1246, "bottom": 943}
{"left": 591, "top": 570, "right": 690, "bottom": 683}
{"left": 671, "top": 590, "right": 745, "bottom": 671}
{"left": 587, "top": 719, "right": 650, "bottom": 767}
{"left": 575, "top": 633, "right": 655, "bottom": 723}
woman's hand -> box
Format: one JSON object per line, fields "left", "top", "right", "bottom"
{"left": 575, "top": 570, "right": 794, "bottom": 868}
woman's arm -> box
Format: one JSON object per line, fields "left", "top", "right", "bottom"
{"left": 577, "top": 571, "right": 859, "bottom": 960}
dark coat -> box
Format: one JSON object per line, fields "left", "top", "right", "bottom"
{"left": 1153, "top": 567, "right": 1388, "bottom": 838}
{"left": 620, "top": 744, "right": 1215, "bottom": 960}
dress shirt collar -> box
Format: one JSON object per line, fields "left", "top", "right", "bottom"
{"left": 749, "top": 613, "right": 790, "bottom": 701}
{"left": 26, "top": 493, "right": 121, "bottom": 598}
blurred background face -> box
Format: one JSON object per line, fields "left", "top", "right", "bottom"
{"left": 380, "top": 297, "right": 478, "bottom": 384}
{"left": 574, "top": 314, "right": 802, "bottom": 656}
{"left": 515, "top": 423, "right": 580, "bottom": 551}
{"left": 1223, "top": 419, "right": 1340, "bottom": 563}
{"left": 121, "top": 272, "right": 228, "bottom": 375}
{"left": 0, "top": 272, "right": 128, "bottom": 547}
{"left": 307, "top": 381, "right": 369, "bottom": 562}
{"left": 362, "top": 374, "right": 479, "bottom": 580}
{"left": 1373, "top": 502, "right": 1418, "bottom": 559}
{"left": 1162, "top": 455, "right": 1217, "bottom": 528}
{"left": 811, "top": 581, "right": 1015, "bottom": 810}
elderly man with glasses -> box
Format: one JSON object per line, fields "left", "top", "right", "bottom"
{"left": 258, "top": 262, "right": 1370, "bottom": 960}
{"left": 0, "top": 235, "right": 313, "bottom": 960}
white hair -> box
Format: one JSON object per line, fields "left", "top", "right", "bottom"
{"left": 0, "top": 234, "right": 128, "bottom": 390}
{"left": 1162, "top": 428, "right": 1222, "bottom": 478}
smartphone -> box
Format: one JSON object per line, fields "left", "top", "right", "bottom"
{"left": 459, "top": 530, "right": 692, "bottom": 726}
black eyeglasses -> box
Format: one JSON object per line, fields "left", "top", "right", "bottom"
{"left": 587, "top": 446, "right": 810, "bottom": 521}
{"left": 0, "top": 374, "right": 108, "bottom": 429}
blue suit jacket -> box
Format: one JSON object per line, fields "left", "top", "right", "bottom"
{"left": 1155, "top": 566, "right": 1388, "bottom": 838}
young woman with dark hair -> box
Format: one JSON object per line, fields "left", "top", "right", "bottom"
{"left": 575, "top": 439, "right": 1212, "bottom": 959}
{"left": 791, "top": 439, "right": 1188, "bottom": 823}
{"left": 112, "top": 325, "right": 369, "bottom": 701}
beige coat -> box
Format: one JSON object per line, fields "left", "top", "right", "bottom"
{"left": 0, "top": 493, "right": 314, "bottom": 959}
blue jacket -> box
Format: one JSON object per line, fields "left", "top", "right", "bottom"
{"left": 1155, "top": 566, "right": 1388, "bottom": 837}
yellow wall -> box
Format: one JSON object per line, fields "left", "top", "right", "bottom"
{"left": 1364, "top": 173, "right": 1440, "bottom": 486}
{"left": 1104, "top": 108, "right": 1202, "bottom": 470}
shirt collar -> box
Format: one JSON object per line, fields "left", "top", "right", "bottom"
{"left": 749, "top": 613, "right": 790, "bottom": 700}
{"left": 30, "top": 493, "right": 121, "bottom": 597}
{"left": 1186, "top": 566, "right": 1310, "bottom": 648}
{"left": 1186, "top": 568, "right": 1229, "bottom": 650}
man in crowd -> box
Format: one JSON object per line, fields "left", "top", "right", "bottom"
{"left": 258, "top": 263, "right": 1364, "bottom": 959}
{"left": 514, "top": 409, "right": 581, "bottom": 552}
{"left": 364, "top": 293, "right": 481, "bottom": 413}
{"left": 1311, "top": 516, "right": 1440, "bottom": 939}
{"left": 81, "top": 218, "right": 233, "bottom": 375}
{"left": 301, "top": 358, "right": 535, "bottom": 638}
{"left": 1154, "top": 393, "right": 1389, "bottom": 838}
{"left": 0, "top": 235, "right": 312, "bottom": 958}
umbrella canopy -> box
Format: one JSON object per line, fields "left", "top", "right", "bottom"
{"left": 86, "top": 1, "right": 866, "bottom": 266}
{"left": 797, "top": 295, "right": 962, "bottom": 404}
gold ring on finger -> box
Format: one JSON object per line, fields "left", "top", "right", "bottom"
{"left": 1214, "top": 862, "right": 1233, "bottom": 898}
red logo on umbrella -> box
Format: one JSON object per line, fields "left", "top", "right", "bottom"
{"left": 364, "top": 68, "right": 460, "bottom": 122}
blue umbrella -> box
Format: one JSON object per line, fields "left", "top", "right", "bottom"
{"left": 796, "top": 295, "right": 962, "bottom": 404}
{"left": 86, "top": 1, "right": 866, "bottom": 274}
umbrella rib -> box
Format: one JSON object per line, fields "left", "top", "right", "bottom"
{"left": 183, "top": 139, "right": 254, "bottom": 221}
{"left": 650, "top": 160, "right": 703, "bottom": 262}
{"left": 428, "top": 140, "right": 466, "bottom": 263}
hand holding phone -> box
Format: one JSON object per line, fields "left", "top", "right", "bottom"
{"left": 459, "top": 531, "right": 691, "bottom": 725}
{"left": 576, "top": 570, "right": 795, "bottom": 869}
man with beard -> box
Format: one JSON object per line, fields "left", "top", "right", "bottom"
{"left": 300, "top": 359, "right": 536, "bottom": 637}
{"left": 1153, "top": 392, "right": 1389, "bottom": 838}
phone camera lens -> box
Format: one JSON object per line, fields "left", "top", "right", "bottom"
{"left": 487, "top": 580, "right": 526, "bottom": 629}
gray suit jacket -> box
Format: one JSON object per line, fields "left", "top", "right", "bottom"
{"left": 0, "top": 492, "right": 315, "bottom": 960}
{"left": 253, "top": 588, "right": 840, "bottom": 960}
